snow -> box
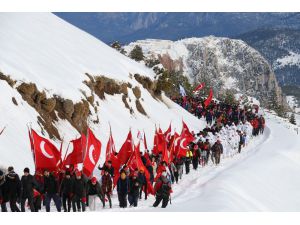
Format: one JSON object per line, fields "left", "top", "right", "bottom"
{"left": 105, "top": 111, "right": 300, "bottom": 211}
{"left": 274, "top": 51, "right": 300, "bottom": 69}
{"left": 0, "top": 13, "right": 204, "bottom": 174}
{"left": 0, "top": 13, "right": 155, "bottom": 101}
{"left": 1, "top": 13, "right": 300, "bottom": 212}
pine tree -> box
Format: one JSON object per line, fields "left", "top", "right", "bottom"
{"left": 111, "top": 41, "right": 127, "bottom": 55}
{"left": 289, "top": 113, "right": 297, "bottom": 125}
{"left": 129, "top": 45, "right": 144, "bottom": 62}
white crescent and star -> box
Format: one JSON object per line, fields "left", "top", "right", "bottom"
{"left": 174, "top": 137, "right": 181, "bottom": 147}
{"left": 88, "top": 144, "right": 96, "bottom": 165}
{"left": 180, "top": 138, "right": 187, "bottom": 150}
{"left": 40, "top": 141, "right": 54, "bottom": 159}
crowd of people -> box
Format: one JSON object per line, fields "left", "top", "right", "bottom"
{"left": 0, "top": 96, "right": 265, "bottom": 212}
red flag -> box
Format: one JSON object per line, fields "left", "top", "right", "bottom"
{"left": 128, "top": 143, "right": 155, "bottom": 196}
{"left": 152, "top": 131, "right": 158, "bottom": 155}
{"left": 168, "top": 134, "right": 177, "bottom": 163}
{"left": 31, "top": 129, "right": 61, "bottom": 171}
{"left": 63, "top": 135, "right": 86, "bottom": 166}
{"left": 83, "top": 128, "right": 102, "bottom": 177}
{"left": 182, "top": 120, "right": 194, "bottom": 141}
{"left": 110, "top": 153, "right": 121, "bottom": 187}
{"left": 117, "top": 130, "right": 134, "bottom": 165}
{"left": 164, "top": 123, "right": 172, "bottom": 143}
{"left": 193, "top": 82, "right": 205, "bottom": 93}
{"left": 204, "top": 88, "right": 213, "bottom": 108}
{"left": 105, "top": 130, "right": 116, "bottom": 162}
{"left": 157, "top": 132, "right": 167, "bottom": 155}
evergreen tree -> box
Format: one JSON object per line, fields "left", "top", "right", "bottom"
{"left": 111, "top": 41, "right": 127, "bottom": 55}
{"left": 129, "top": 45, "right": 144, "bottom": 61}
{"left": 289, "top": 113, "right": 297, "bottom": 125}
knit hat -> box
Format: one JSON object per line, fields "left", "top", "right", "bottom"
{"left": 91, "top": 177, "right": 97, "bottom": 183}
{"left": 24, "top": 167, "right": 30, "bottom": 173}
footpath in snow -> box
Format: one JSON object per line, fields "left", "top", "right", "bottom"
{"left": 99, "top": 112, "right": 300, "bottom": 212}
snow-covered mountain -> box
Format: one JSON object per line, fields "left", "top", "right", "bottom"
{"left": 238, "top": 28, "right": 300, "bottom": 87}
{"left": 55, "top": 13, "right": 300, "bottom": 44}
{"left": 0, "top": 13, "right": 204, "bottom": 173}
{"left": 124, "top": 37, "right": 286, "bottom": 108}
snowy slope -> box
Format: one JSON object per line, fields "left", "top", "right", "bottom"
{"left": 0, "top": 13, "right": 205, "bottom": 173}
{"left": 0, "top": 13, "right": 156, "bottom": 101}
{"left": 102, "top": 111, "right": 300, "bottom": 212}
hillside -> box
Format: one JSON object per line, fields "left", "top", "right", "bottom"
{"left": 124, "top": 37, "right": 286, "bottom": 109}
{"left": 0, "top": 13, "right": 204, "bottom": 173}
{"left": 238, "top": 28, "right": 300, "bottom": 87}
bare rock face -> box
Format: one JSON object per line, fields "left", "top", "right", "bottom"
{"left": 41, "top": 98, "right": 56, "bottom": 113}
{"left": 125, "top": 37, "right": 287, "bottom": 108}
{"left": 63, "top": 99, "right": 74, "bottom": 118}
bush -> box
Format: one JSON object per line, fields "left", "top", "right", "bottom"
{"left": 129, "top": 45, "right": 144, "bottom": 62}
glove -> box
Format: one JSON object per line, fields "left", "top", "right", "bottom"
{"left": 81, "top": 197, "right": 87, "bottom": 203}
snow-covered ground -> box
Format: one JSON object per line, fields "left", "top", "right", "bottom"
{"left": 103, "top": 111, "right": 300, "bottom": 212}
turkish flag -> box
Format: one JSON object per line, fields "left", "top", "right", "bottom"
{"left": 83, "top": 128, "right": 102, "bottom": 177}
{"left": 31, "top": 129, "right": 61, "bottom": 171}
{"left": 63, "top": 134, "right": 86, "bottom": 166}
{"left": 105, "top": 131, "right": 116, "bottom": 162}
{"left": 117, "top": 130, "right": 134, "bottom": 165}
{"left": 204, "top": 88, "right": 213, "bottom": 108}
{"left": 193, "top": 82, "right": 205, "bottom": 93}
{"left": 182, "top": 120, "right": 194, "bottom": 141}
{"left": 164, "top": 123, "right": 172, "bottom": 144}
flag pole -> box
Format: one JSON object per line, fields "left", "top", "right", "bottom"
{"left": 62, "top": 141, "right": 71, "bottom": 167}
{"left": 0, "top": 125, "right": 7, "bottom": 136}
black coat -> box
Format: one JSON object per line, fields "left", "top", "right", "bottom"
{"left": 5, "top": 172, "right": 21, "bottom": 199}
{"left": 21, "top": 174, "right": 38, "bottom": 199}
{"left": 60, "top": 177, "right": 73, "bottom": 195}
{"left": 128, "top": 177, "right": 140, "bottom": 196}
{"left": 43, "top": 174, "right": 59, "bottom": 194}
{"left": 86, "top": 181, "right": 103, "bottom": 197}
{"left": 98, "top": 164, "right": 115, "bottom": 177}
{"left": 72, "top": 178, "right": 86, "bottom": 198}
{"left": 117, "top": 177, "right": 129, "bottom": 195}
{"left": 0, "top": 176, "right": 8, "bottom": 202}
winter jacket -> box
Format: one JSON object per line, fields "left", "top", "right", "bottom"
{"left": 5, "top": 171, "right": 21, "bottom": 200}
{"left": 101, "top": 174, "right": 112, "bottom": 194}
{"left": 117, "top": 177, "right": 129, "bottom": 195}
{"left": 212, "top": 143, "right": 223, "bottom": 155}
{"left": 21, "top": 174, "right": 38, "bottom": 199}
{"left": 137, "top": 172, "right": 146, "bottom": 185}
{"left": 60, "top": 177, "right": 73, "bottom": 195}
{"left": 154, "top": 176, "right": 172, "bottom": 198}
{"left": 98, "top": 164, "right": 115, "bottom": 178}
{"left": 86, "top": 180, "right": 103, "bottom": 197}
{"left": 0, "top": 175, "right": 8, "bottom": 203}
{"left": 128, "top": 177, "right": 140, "bottom": 196}
{"left": 43, "top": 174, "right": 59, "bottom": 194}
{"left": 72, "top": 178, "right": 86, "bottom": 198}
